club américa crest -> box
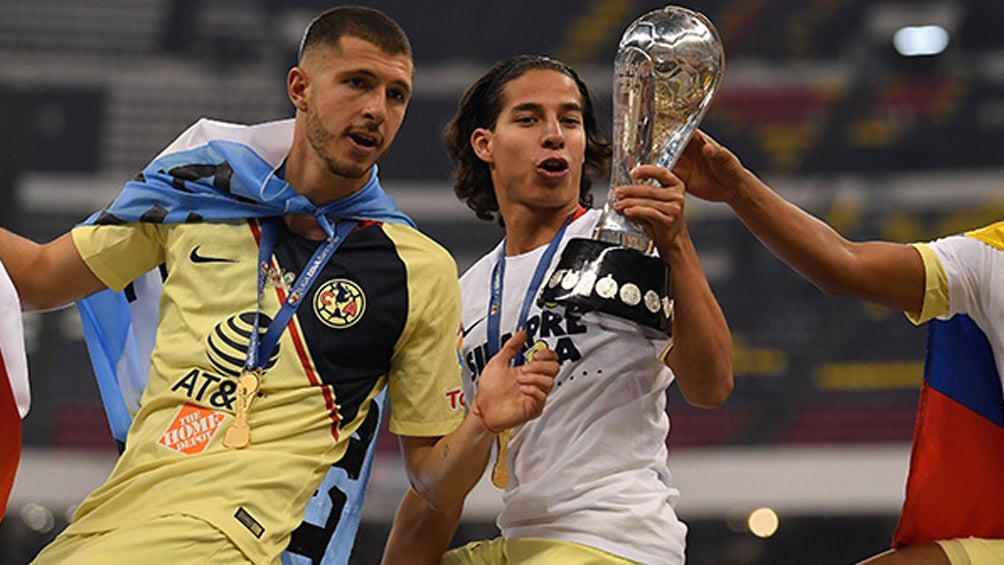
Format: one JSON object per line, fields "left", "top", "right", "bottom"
{"left": 314, "top": 278, "right": 366, "bottom": 329}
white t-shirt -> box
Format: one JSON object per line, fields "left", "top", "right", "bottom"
{"left": 911, "top": 221, "right": 1004, "bottom": 381}
{"left": 458, "top": 209, "right": 687, "bottom": 564}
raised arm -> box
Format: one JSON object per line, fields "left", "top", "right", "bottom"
{"left": 674, "top": 131, "right": 925, "bottom": 313}
{"left": 613, "top": 165, "right": 734, "bottom": 408}
{"left": 0, "top": 229, "right": 106, "bottom": 310}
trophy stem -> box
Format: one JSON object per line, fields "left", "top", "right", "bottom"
{"left": 593, "top": 207, "right": 654, "bottom": 253}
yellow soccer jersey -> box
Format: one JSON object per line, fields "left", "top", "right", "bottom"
{"left": 69, "top": 218, "right": 465, "bottom": 562}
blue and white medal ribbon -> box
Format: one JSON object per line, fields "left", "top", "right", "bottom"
{"left": 486, "top": 211, "right": 576, "bottom": 367}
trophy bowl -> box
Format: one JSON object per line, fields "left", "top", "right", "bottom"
{"left": 538, "top": 5, "right": 724, "bottom": 335}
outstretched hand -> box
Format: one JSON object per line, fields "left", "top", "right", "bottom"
{"left": 471, "top": 330, "right": 559, "bottom": 434}
{"left": 672, "top": 129, "right": 748, "bottom": 203}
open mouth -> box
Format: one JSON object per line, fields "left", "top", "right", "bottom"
{"left": 538, "top": 157, "right": 569, "bottom": 173}
{"left": 349, "top": 131, "right": 380, "bottom": 149}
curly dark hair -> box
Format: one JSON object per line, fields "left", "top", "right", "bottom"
{"left": 445, "top": 55, "right": 612, "bottom": 225}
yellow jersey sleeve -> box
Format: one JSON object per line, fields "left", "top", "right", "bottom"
{"left": 72, "top": 223, "right": 165, "bottom": 292}
{"left": 383, "top": 224, "right": 465, "bottom": 437}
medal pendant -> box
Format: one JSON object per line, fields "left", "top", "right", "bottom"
{"left": 223, "top": 370, "right": 262, "bottom": 449}
{"left": 491, "top": 429, "right": 511, "bottom": 489}
{"left": 223, "top": 423, "right": 250, "bottom": 449}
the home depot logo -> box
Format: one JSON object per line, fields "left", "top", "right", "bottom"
{"left": 159, "top": 403, "right": 227, "bottom": 455}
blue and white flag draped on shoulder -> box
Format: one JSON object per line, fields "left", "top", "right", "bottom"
{"left": 83, "top": 118, "right": 414, "bottom": 235}
{"left": 75, "top": 118, "right": 407, "bottom": 564}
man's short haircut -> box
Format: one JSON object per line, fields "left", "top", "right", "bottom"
{"left": 298, "top": 5, "right": 412, "bottom": 63}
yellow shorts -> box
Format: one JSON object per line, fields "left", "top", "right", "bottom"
{"left": 29, "top": 513, "right": 249, "bottom": 565}
{"left": 935, "top": 537, "right": 1004, "bottom": 565}
{"left": 441, "top": 536, "right": 639, "bottom": 565}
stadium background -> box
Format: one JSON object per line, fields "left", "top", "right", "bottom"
{"left": 2, "top": 0, "right": 1003, "bottom": 563}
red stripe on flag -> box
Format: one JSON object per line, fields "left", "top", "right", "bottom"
{"left": 894, "top": 383, "right": 1004, "bottom": 545}
{"left": 0, "top": 347, "right": 22, "bottom": 518}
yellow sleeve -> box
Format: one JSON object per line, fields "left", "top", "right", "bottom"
{"left": 384, "top": 225, "right": 465, "bottom": 438}
{"left": 905, "top": 242, "right": 950, "bottom": 325}
{"left": 72, "top": 223, "right": 166, "bottom": 292}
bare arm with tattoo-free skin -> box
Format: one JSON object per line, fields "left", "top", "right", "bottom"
{"left": 673, "top": 130, "right": 926, "bottom": 313}
{"left": 381, "top": 488, "right": 460, "bottom": 565}
{"left": 397, "top": 330, "right": 557, "bottom": 513}
{"left": 0, "top": 230, "right": 105, "bottom": 310}
{"left": 383, "top": 331, "right": 557, "bottom": 565}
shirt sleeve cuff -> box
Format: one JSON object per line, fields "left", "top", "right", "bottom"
{"left": 904, "top": 242, "right": 949, "bottom": 325}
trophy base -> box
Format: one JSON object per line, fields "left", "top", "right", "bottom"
{"left": 537, "top": 238, "right": 672, "bottom": 336}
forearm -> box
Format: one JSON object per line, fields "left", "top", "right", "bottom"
{"left": 405, "top": 414, "right": 494, "bottom": 512}
{"left": 727, "top": 169, "right": 858, "bottom": 285}
{"left": 0, "top": 229, "right": 103, "bottom": 309}
{"left": 724, "top": 168, "right": 924, "bottom": 311}
{"left": 382, "top": 487, "right": 462, "bottom": 565}
{"left": 684, "top": 132, "right": 860, "bottom": 284}
{"left": 660, "top": 225, "right": 733, "bottom": 407}
{"left": 399, "top": 331, "right": 557, "bottom": 510}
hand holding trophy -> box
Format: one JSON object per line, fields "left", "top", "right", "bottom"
{"left": 538, "top": 5, "right": 724, "bottom": 336}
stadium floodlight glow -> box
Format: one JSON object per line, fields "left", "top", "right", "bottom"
{"left": 893, "top": 25, "right": 950, "bottom": 56}
{"left": 20, "top": 502, "right": 55, "bottom": 534}
{"left": 748, "top": 506, "right": 780, "bottom": 538}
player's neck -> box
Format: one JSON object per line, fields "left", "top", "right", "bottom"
{"left": 284, "top": 136, "right": 368, "bottom": 206}
{"left": 503, "top": 204, "right": 580, "bottom": 256}
{"left": 281, "top": 151, "right": 370, "bottom": 241}
{"left": 284, "top": 214, "right": 329, "bottom": 241}
{"left": 289, "top": 169, "right": 366, "bottom": 208}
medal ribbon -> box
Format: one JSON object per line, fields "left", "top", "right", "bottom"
{"left": 224, "top": 216, "right": 358, "bottom": 449}
{"left": 484, "top": 209, "right": 580, "bottom": 487}
{"left": 246, "top": 217, "right": 358, "bottom": 372}
{"left": 486, "top": 210, "right": 578, "bottom": 366}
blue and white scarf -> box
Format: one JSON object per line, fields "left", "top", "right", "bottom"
{"left": 77, "top": 118, "right": 406, "bottom": 565}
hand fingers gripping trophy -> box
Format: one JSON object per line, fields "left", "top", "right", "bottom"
{"left": 538, "top": 5, "right": 724, "bottom": 337}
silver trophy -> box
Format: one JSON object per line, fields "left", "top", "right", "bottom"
{"left": 538, "top": 5, "right": 724, "bottom": 335}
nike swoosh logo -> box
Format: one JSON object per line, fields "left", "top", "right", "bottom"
{"left": 189, "top": 246, "right": 237, "bottom": 264}
{"left": 461, "top": 315, "right": 488, "bottom": 338}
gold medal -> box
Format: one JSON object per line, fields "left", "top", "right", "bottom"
{"left": 224, "top": 370, "right": 262, "bottom": 449}
{"left": 491, "top": 429, "right": 512, "bottom": 489}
